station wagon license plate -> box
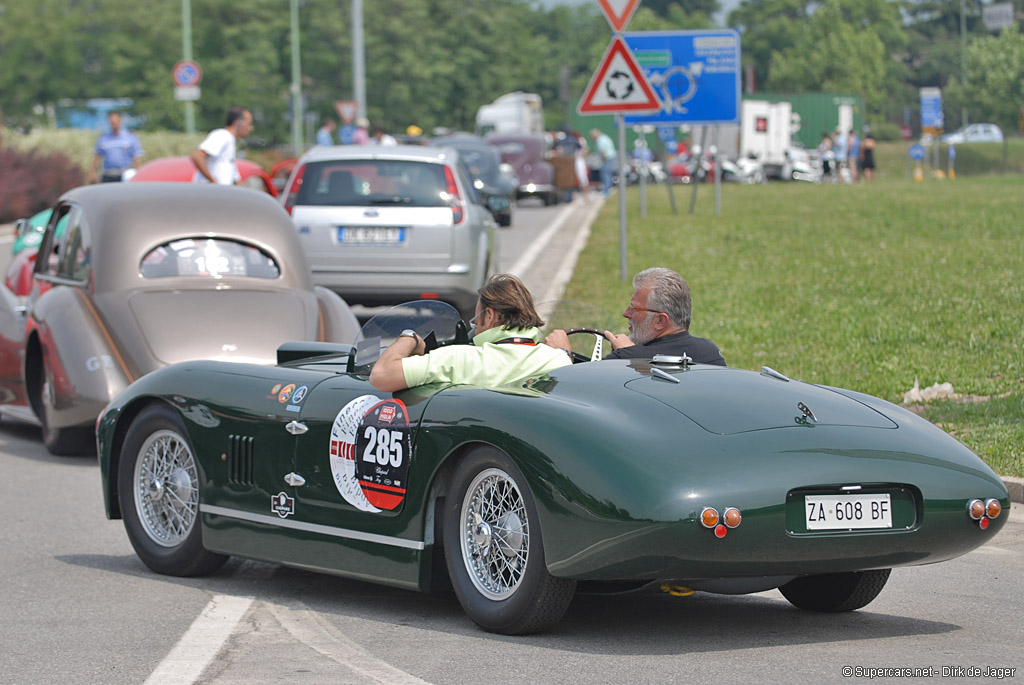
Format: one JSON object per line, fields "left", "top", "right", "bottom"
{"left": 805, "top": 493, "right": 892, "bottom": 530}
{"left": 339, "top": 227, "right": 405, "bottom": 244}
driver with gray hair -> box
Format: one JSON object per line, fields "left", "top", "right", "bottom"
{"left": 546, "top": 267, "right": 725, "bottom": 365}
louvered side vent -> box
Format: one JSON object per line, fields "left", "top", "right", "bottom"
{"left": 227, "top": 435, "right": 255, "bottom": 485}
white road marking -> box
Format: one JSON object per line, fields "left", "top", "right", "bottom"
{"left": 507, "top": 201, "right": 577, "bottom": 278}
{"left": 538, "top": 197, "right": 604, "bottom": 304}
{"left": 143, "top": 594, "right": 254, "bottom": 685}
{"left": 266, "top": 601, "right": 430, "bottom": 684}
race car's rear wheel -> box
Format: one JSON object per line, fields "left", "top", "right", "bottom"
{"left": 118, "top": 404, "right": 227, "bottom": 577}
{"left": 443, "top": 446, "right": 575, "bottom": 634}
{"left": 780, "top": 569, "right": 891, "bottom": 612}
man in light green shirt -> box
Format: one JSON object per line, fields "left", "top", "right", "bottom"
{"left": 369, "top": 274, "right": 571, "bottom": 392}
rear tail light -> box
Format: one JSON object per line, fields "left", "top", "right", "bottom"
{"left": 282, "top": 164, "right": 307, "bottom": 215}
{"left": 723, "top": 507, "right": 742, "bottom": 528}
{"left": 443, "top": 166, "right": 464, "bottom": 224}
{"left": 985, "top": 498, "right": 1002, "bottom": 519}
{"left": 700, "top": 507, "right": 719, "bottom": 528}
{"left": 700, "top": 506, "right": 741, "bottom": 538}
{"left": 967, "top": 498, "right": 1003, "bottom": 529}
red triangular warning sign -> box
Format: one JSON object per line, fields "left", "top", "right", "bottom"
{"left": 577, "top": 36, "right": 660, "bottom": 115}
{"left": 597, "top": 0, "right": 641, "bottom": 33}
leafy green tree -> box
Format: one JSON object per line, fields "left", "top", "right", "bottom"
{"left": 641, "top": 0, "right": 721, "bottom": 21}
{"left": 946, "top": 27, "right": 1024, "bottom": 134}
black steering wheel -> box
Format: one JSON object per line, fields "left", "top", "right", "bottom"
{"left": 564, "top": 327, "right": 608, "bottom": 363}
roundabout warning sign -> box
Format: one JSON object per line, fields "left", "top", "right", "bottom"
{"left": 577, "top": 36, "right": 659, "bottom": 115}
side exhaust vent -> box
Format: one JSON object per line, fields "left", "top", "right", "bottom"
{"left": 228, "top": 435, "right": 255, "bottom": 485}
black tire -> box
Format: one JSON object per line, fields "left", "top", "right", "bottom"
{"left": 443, "top": 446, "right": 576, "bottom": 634}
{"left": 118, "top": 404, "right": 228, "bottom": 577}
{"left": 779, "top": 569, "right": 891, "bottom": 612}
{"left": 33, "top": 353, "right": 94, "bottom": 456}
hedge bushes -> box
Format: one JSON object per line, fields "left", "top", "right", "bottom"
{"left": 0, "top": 131, "right": 84, "bottom": 223}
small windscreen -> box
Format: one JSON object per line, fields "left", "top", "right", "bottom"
{"left": 140, "top": 238, "right": 280, "bottom": 279}
{"left": 295, "top": 160, "right": 448, "bottom": 208}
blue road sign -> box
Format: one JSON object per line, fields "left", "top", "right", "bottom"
{"left": 920, "top": 88, "right": 943, "bottom": 130}
{"left": 909, "top": 144, "right": 926, "bottom": 161}
{"left": 623, "top": 30, "right": 741, "bottom": 126}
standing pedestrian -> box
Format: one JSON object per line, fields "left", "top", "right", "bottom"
{"left": 590, "top": 128, "right": 616, "bottom": 196}
{"left": 351, "top": 117, "right": 371, "bottom": 145}
{"left": 833, "top": 127, "right": 849, "bottom": 183}
{"left": 818, "top": 132, "right": 833, "bottom": 182}
{"left": 847, "top": 129, "right": 860, "bottom": 182}
{"left": 371, "top": 125, "right": 398, "bottom": 146}
{"left": 316, "top": 118, "right": 337, "bottom": 146}
{"left": 88, "top": 111, "right": 144, "bottom": 183}
{"left": 190, "top": 106, "right": 253, "bottom": 185}
{"left": 859, "top": 132, "right": 876, "bottom": 181}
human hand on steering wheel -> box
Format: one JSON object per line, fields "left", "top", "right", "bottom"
{"left": 545, "top": 328, "right": 614, "bottom": 363}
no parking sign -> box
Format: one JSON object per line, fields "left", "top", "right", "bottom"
{"left": 173, "top": 61, "right": 203, "bottom": 102}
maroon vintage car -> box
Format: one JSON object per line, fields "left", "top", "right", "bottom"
{"left": 486, "top": 134, "right": 558, "bottom": 206}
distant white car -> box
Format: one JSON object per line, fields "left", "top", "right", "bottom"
{"left": 940, "top": 123, "right": 1004, "bottom": 144}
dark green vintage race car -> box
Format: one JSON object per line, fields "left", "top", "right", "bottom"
{"left": 97, "top": 301, "right": 1010, "bottom": 635}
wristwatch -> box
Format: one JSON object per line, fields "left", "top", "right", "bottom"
{"left": 399, "top": 329, "right": 419, "bottom": 341}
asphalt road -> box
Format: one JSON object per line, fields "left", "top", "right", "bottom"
{"left": 1, "top": 199, "right": 1022, "bottom": 684}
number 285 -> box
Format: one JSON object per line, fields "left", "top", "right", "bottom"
{"left": 362, "top": 426, "right": 404, "bottom": 467}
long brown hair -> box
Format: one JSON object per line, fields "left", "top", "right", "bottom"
{"left": 477, "top": 274, "right": 544, "bottom": 329}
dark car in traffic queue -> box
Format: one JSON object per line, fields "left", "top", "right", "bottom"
{"left": 96, "top": 300, "right": 1009, "bottom": 635}
{"left": 487, "top": 134, "right": 559, "bottom": 206}
{"left": 0, "top": 183, "right": 360, "bottom": 455}
{"left": 431, "top": 134, "right": 516, "bottom": 227}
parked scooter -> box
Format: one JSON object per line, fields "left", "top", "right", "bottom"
{"left": 720, "top": 154, "right": 767, "bottom": 184}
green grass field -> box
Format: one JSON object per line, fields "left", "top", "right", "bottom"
{"left": 563, "top": 173, "right": 1023, "bottom": 477}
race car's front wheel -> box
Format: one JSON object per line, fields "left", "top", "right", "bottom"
{"left": 780, "top": 569, "right": 891, "bottom": 612}
{"left": 443, "top": 446, "right": 575, "bottom": 634}
{"left": 118, "top": 404, "right": 227, "bottom": 577}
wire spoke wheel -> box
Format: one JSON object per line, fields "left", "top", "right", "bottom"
{"left": 133, "top": 429, "right": 199, "bottom": 547}
{"left": 460, "top": 468, "right": 530, "bottom": 600}
{"left": 444, "top": 446, "right": 576, "bottom": 634}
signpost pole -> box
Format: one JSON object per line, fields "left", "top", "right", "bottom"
{"left": 617, "top": 113, "right": 628, "bottom": 282}
{"left": 181, "top": 0, "right": 195, "bottom": 134}
{"left": 289, "top": 0, "right": 304, "bottom": 156}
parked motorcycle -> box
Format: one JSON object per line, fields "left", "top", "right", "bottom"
{"left": 720, "top": 154, "right": 767, "bottom": 184}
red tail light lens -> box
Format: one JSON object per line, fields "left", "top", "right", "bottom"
{"left": 282, "top": 164, "right": 307, "bottom": 215}
{"left": 443, "top": 166, "right": 464, "bottom": 224}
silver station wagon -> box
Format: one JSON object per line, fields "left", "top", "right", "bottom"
{"left": 281, "top": 146, "right": 498, "bottom": 319}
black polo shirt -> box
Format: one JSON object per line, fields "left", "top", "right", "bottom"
{"left": 606, "top": 331, "right": 726, "bottom": 366}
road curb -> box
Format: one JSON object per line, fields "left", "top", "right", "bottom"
{"left": 1003, "top": 476, "right": 1023, "bottom": 504}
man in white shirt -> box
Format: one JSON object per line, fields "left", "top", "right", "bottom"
{"left": 191, "top": 106, "right": 254, "bottom": 185}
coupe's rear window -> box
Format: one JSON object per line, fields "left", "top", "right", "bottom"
{"left": 295, "top": 160, "right": 448, "bottom": 207}
{"left": 140, "top": 238, "right": 280, "bottom": 279}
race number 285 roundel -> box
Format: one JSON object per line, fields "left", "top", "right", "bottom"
{"left": 354, "top": 399, "right": 412, "bottom": 511}
{"left": 329, "top": 395, "right": 413, "bottom": 513}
